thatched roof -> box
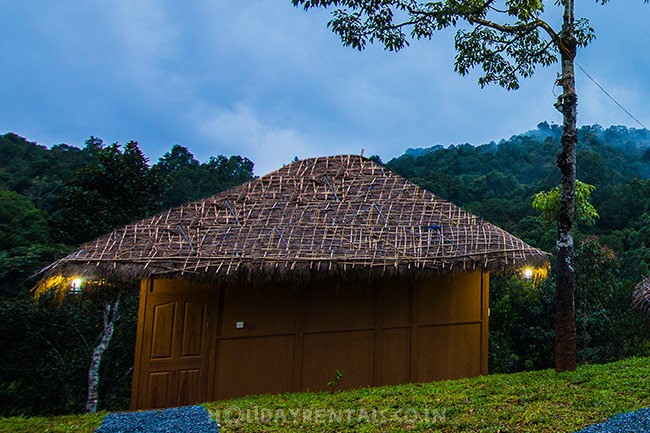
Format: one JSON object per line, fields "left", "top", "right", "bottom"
{"left": 41, "top": 155, "right": 548, "bottom": 286}
{"left": 633, "top": 278, "right": 650, "bottom": 315}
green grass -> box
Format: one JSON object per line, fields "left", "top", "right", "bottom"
{"left": 206, "top": 357, "right": 650, "bottom": 432}
{"left": 2, "top": 357, "right": 649, "bottom": 433}
{"left": 0, "top": 412, "right": 105, "bottom": 433}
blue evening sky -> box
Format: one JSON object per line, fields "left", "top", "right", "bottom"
{"left": 1, "top": 1, "right": 648, "bottom": 176}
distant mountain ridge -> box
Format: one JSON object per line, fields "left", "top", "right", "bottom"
{"left": 403, "top": 123, "right": 650, "bottom": 158}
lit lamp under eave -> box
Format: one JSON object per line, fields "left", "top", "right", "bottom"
{"left": 520, "top": 265, "right": 549, "bottom": 285}
{"left": 70, "top": 278, "right": 83, "bottom": 295}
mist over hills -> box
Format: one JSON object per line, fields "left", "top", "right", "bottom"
{"left": 403, "top": 123, "right": 650, "bottom": 168}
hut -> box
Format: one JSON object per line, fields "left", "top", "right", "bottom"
{"left": 39, "top": 155, "right": 547, "bottom": 410}
{"left": 633, "top": 278, "right": 650, "bottom": 315}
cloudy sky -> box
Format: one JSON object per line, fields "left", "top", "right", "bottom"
{"left": 1, "top": 1, "right": 648, "bottom": 176}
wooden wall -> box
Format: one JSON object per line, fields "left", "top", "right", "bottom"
{"left": 131, "top": 272, "right": 489, "bottom": 409}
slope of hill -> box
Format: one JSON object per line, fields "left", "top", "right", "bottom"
{"left": 1, "top": 356, "right": 649, "bottom": 433}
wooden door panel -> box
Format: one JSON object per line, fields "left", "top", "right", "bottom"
{"left": 301, "top": 331, "right": 375, "bottom": 392}
{"left": 416, "top": 273, "right": 482, "bottom": 325}
{"left": 416, "top": 323, "right": 482, "bottom": 381}
{"left": 178, "top": 369, "right": 202, "bottom": 405}
{"left": 132, "top": 273, "right": 489, "bottom": 408}
{"left": 150, "top": 302, "right": 175, "bottom": 359}
{"left": 146, "top": 371, "right": 173, "bottom": 409}
{"left": 213, "top": 336, "right": 295, "bottom": 400}
{"left": 180, "top": 302, "right": 205, "bottom": 358}
{"left": 304, "top": 283, "right": 376, "bottom": 332}
{"left": 381, "top": 328, "right": 411, "bottom": 385}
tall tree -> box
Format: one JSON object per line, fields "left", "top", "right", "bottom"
{"left": 153, "top": 145, "right": 255, "bottom": 208}
{"left": 53, "top": 139, "right": 169, "bottom": 244}
{"left": 292, "top": 0, "right": 647, "bottom": 371}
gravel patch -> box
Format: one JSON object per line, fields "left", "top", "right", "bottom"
{"left": 95, "top": 405, "right": 219, "bottom": 433}
{"left": 575, "top": 408, "right": 650, "bottom": 433}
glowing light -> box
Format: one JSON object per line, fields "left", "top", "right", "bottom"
{"left": 519, "top": 265, "right": 549, "bottom": 285}
{"left": 70, "top": 278, "right": 83, "bottom": 294}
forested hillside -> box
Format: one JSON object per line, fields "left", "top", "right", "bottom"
{"left": 0, "top": 134, "right": 254, "bottom": 415}
{"left": 1, "top": 125, "right": 649, "bottom": 416}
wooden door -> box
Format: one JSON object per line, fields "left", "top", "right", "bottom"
{"left": 131, "top": 279, "right": 216, "bottom": 409}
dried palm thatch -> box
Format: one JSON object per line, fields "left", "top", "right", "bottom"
{"left": 39, "top": 155, "right": 548, "bottom": 290}
{"left": 633, "top": 278, "right": 650, "bottom": 315}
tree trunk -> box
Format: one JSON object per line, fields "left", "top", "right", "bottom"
{"left": 85, "top": 294, "right": 120, "bottom": 413}
{"left": 555, "top": 0, "right": 578, "bottom": 372}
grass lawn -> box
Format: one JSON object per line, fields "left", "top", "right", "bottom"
{"left": 2, "top": 357, "right": 649, "bottom": 432}
{"left": 0, "top": 412, "right": 105, "bottom": 433}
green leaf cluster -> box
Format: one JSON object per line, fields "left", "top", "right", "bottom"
{"left": 293, "top": 0, "right": 598, "bottom": 90}
{"left": 532, "top": 179, "right": 599, "bottom": 226}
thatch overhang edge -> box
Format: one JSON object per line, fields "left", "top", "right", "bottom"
{"left": 40, "top": 249, "right": 549, "bottom": 289}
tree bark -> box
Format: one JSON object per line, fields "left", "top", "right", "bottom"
{"left": 85, "top": 294, "right": 120, "bottom": 413}
{"left": 555, "top": 0, "right": 578, "bottom": 372}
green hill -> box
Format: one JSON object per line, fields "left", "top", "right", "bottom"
{"left": 2, "top": 356, "right": 649, "bottom": 433}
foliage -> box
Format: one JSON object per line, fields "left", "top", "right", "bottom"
{"left": 292, "top": 0, "right": 594, "bottom": 90}
{"left": 0, "top": 190, "right": 67, "bottom": 297}
{"left": 489, "top": 238, "right": 650, "bottom": 374}
{"left": 386, "top": 124, "right": 650, "bottom": 260}
{"left": 52, "top": 139, "right": 170, "bottom": 245}
{"left": 573, "top": 237, "right": 649, "bottom": 364}
{"left": 533, "top": 180, "right": 599, "bottom": 226}
{"left": 1, "top": 293, "right": 96, "bottom": 415}
{"left": 152, "top": 145, "right": 255, "bottom": 208}
{"left": 0, "top": 133, "right": 255, "bottom": 416}
{"left": 0, "top": 288, "right": 139, "bottom": 416}
{"left": 0, "top": 133, "right": 91, "bottom": 213}
{"left": 1, "top": 127, "right": 649, "bottom": 416}
{"left": 326, "top": 369, "right": 344, "bottom": 393}
{"left": 488, "top": 273, "right": 555, "bottom": 373}
{"left": 0, "top": 190, "right": 50, "bottom": 247}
